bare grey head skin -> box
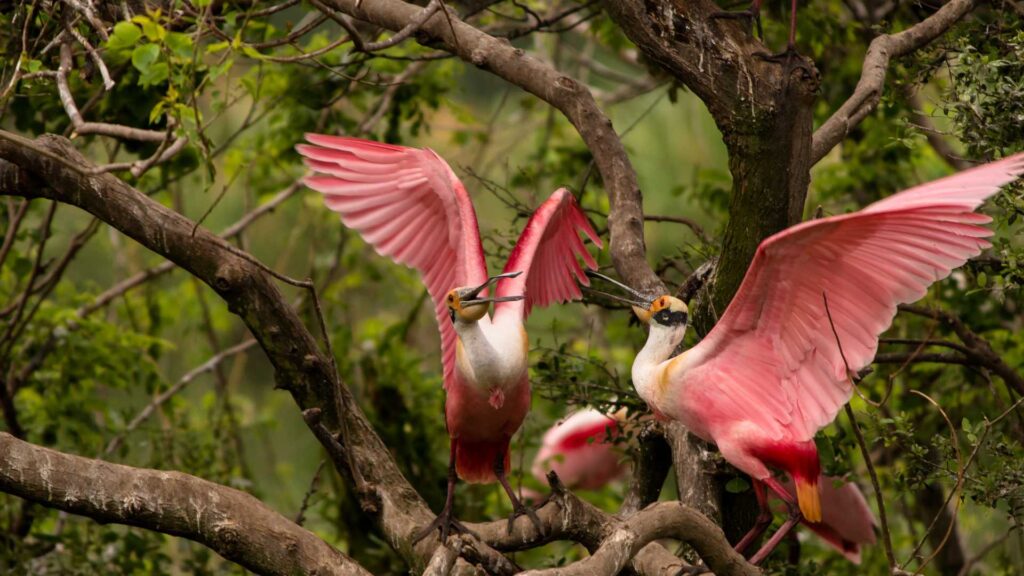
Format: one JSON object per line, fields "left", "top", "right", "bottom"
{"left": 445, "top": 271, "right": 524, "bottom": 324}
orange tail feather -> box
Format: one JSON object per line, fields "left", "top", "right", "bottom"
{"left": 796, "top": 476, "right": 822, "bottom": 523}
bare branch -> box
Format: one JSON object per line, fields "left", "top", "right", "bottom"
{"left": 518, "top": 502, "right": 757, "bottom": 576}
{"left": 0, "top": 133, "right": 507, "bottom": 574}
{"left": 57, "top": 43, "right": 170, "bottom": 142}
{"left": 103, "top": 339, "right": 258, "bottom": 456}
{"left": 899, "top": 304, "right": 1024, "bottom": 397}
{"left": 321, "top": 0, "right": 660, "bottom": 293}
{"left": 0, "top": 432, "right": 371, "bottom": 576}
{"left": 811, "top": 0, "right": 980, "bottom": 164}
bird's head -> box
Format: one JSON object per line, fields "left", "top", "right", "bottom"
{"left": 446, "top": 271, "right": 524, "bottom": 324}
{"left": 632, "top": 295, "right": 688, "bottom": 329}
{"left": 584, "top": 270, "right": 688, "bottom": 333}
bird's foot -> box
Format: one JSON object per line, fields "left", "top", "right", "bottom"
{"left": 753, "top": 44, "right": 815, "bottom": 77}
{"left": 674, "top": 563, "right": 710, "bottom": 576}
{"left": 506, "top": 501, "right": 545, "bottom": 536}
{"left": 412, "top": 508, "right": 478, "bottom": 545}
{"left": 709, "top": 8, "right": 763, "bottom": 39}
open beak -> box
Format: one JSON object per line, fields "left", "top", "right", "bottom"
{"left": 584, "top": 270, "right": 651, "bottom": 307}
{"left": 461, "top": 271, "right": 524, "bottom": 307}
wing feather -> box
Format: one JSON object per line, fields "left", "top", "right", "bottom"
{"left": 680, "top": 154, "right": 1024, "bottom": 441}
{"left": 494, "top": 188, "right": 602, "bottom": 319}
{"left": 298, "top": 135, "right": 488, "bottom": 390}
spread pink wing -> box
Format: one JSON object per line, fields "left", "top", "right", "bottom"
{"left": 494, "top": 188, "right": 601, "bottom": 319}
{"left": 680, "top": 154, "right": 1024, "bottom": 441}
{"left": 296, "top": 134, "right": 488, "bottom": 390}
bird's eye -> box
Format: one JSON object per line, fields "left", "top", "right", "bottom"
{"left": 447, "top": 294, "right": 454, "bottom": 303}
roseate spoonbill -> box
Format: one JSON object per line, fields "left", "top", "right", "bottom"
{"left": 774, "top": 476, "right": 877, "bottom": 563}
{"left": 591, "top": 153, "right": 1024, "bottom": 563}
{"left": 531, "top": 408, "right": 627, "bottom": 490}
{"left": 534, "top": 410, "right": 876, "bottom": 562}
{"left": 296, "top": 135, "right": 601, "bottom": 541}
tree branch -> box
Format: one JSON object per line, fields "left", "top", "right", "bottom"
{"left": 518, "top": 502, "right": 758, "bottom": 576}
{"left": 320, "top": 0, "right": 661, "bottom": 293}
{"left": 811, "top": 0, "right": 979, "bottom": 164}
{"left": 0, "top": 432, "right": 370, "bottom": 576}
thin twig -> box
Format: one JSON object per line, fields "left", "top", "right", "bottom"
{"left": 103, "top": 339, "right": 257, "bottom": 456}
{"left": 294, "top": 460, "right": 327, "bottom": 526}
{"left": 823, "top": 292, "right": 898, "bottom": 571}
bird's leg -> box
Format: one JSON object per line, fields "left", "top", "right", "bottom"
{"left": 752, "top": 0, "right": 814, "bottom": 76}
{"left": 412, "top": 442, "right": 477, "bottom": 544}
{"left": 709, "top": 0, "right": 764, "bottom": 39}
{"left": 745, "top": 476, "right": 803, "bottom": 565}
{"left": 733, "top": 479, "right": 774, "bottom": 556}
{"left": 674, "top": 480, "right": 772, "bottom": 576}
{"left": 493, "top": 452, "right": 545, "bottom": 536}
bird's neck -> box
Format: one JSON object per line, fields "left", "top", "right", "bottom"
{"left": 454, "top": 315, "right": 528, "bottom": 399}
{"left": 632, "top": 325, "right": 686, "bottom": 408}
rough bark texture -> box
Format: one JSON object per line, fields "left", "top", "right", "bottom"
{"left": 0, "top": 135, "right": 440, "bottom": 571}
{"left": 0, "top": 432, "right": 369, "bottom": 576}
{"left": 603, "top": 0, "right": 818, "bottom": 541}
{"left": 0, "top": 134, "right": 756, "bottom": 576}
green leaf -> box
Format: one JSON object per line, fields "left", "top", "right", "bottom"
{"left": 25, "top": 59, "right": 42, "bottom": 73}
{"left": 241, "top": 45, "right": 267, "bottom": 61}
{"left": 131, "top": 43, "right": 160, "bottom": 74}
{"left": 105, "top": 22, "right": 142, "bottom": 56}
{"left": 205, "top": 40, "right": 230, "bottom": 55}
{"left": 138, "top": 61, "right": 169, "bottom": 87}
{"left": 165, "top": 32, "right": 193, "bottom": 59}
{"left": 132, "top": 15, "right": 166, "bottom": 41}
{"left": 725, "top": 477, "right": 750, "bottom": 494}
{"left": 149, "top": 100, "right": 166, "bottom": 124}
{"left": 978, "top": 272, "right": 988, "bottom": 287}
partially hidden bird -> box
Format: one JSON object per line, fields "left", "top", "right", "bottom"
{"left": 591, "top": 153, "right": 1024, "bottom": 563}
{"left": 531, "top": 408, "right": 628, "bottom": 491}
{"left": 532, "top": 409, "right": 876, "bottom": 562}
{"left": 296, "top": 134, "right": 601, "bottom": 541}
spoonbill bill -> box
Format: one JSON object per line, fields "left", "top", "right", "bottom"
{"left": 296, "top": 135, "right": 601, "bottom": 541}
{"left": 591, "top": 153, "right": 1024, "bottom": 563}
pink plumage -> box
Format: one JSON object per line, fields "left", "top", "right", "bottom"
{"left": 297, "top": 134, "right": 601, "bottom": 537}
{"left": 777, "top": 477, "right": 877, "bottom": 563}
{"left": 531, "top": 409, "right": 626, "bottom": 490}
{"left": 667, "top": 154, "right": 1024, "bottom": 499}
{"left": 620, "top": 154, "right": 1024, "bottom": 560}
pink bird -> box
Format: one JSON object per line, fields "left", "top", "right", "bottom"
{"left": 533, "top": 410, "right": 876, "bottom": 563}
{"left": 296, "top": 135, "right": 601, "bottom": 540}
{"left": 592, "top": 154, "right": 1024, "bottom": 563}
{"left": 774, "top": 476, "right": 877, "bottom": 564}
{"left": 531, "top": 408, "right": 627, "bottom": 491}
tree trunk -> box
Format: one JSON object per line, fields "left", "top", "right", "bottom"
{"left": 604, "top": 0, "right": 818, "bottom": 542}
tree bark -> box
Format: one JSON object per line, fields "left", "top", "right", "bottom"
{"left": 0, "top": 432, "right": 369, "bottom": 576}
{"left": 604, "top": 0, "right": 818, "bottom": 541}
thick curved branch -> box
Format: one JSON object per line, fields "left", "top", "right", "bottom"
{"left": 468, "top": 475, "right": 755, "bottom": 576}
{"left": 0, "top": 133, "right": 472, "bottom": 573}
{"left": 320, "top": 0, "right": 660, "bottom": 293}
{"left": 811, "top": 0, "right": 979, "bottom": 164}
{"left": 0, "top": 432, "right": 369, "bottom": 576}
{"left": 518, "top": 502, "right": 757, "bottom": 576}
